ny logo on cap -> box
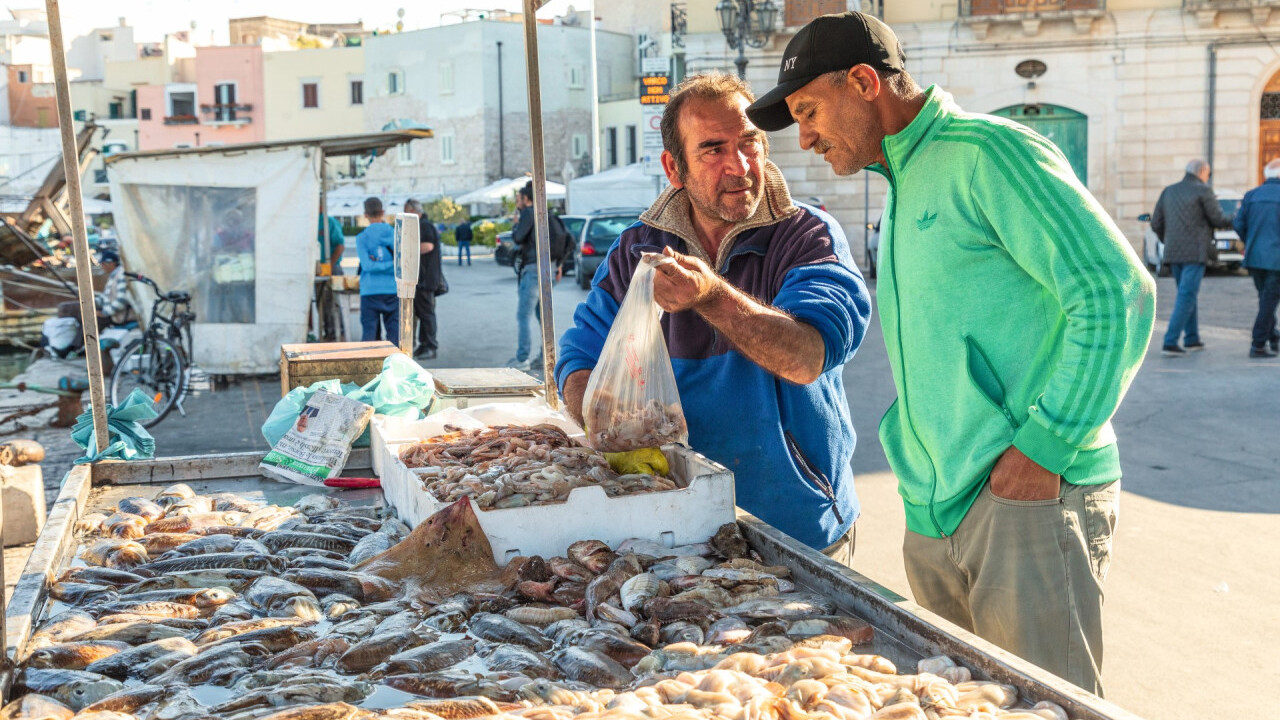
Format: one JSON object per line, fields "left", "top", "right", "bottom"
{"left": 783, "top": 57, "right": 797, "bottom": 72}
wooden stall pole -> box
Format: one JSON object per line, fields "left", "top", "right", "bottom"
{"left": 521, "top": 0, "right": 560, "bottom": 409}
{"left": 45, "top": 0, "right": 108, "bottom": 453}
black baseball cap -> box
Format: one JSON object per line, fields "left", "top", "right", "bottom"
{"left": 746, "top": 12, "right": 905, "bottom": 132}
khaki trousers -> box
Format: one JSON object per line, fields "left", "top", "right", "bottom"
{"left": 903, "top": 480, "right": 1119, "bottom": 696}
{"left": 821, "top": 524, "right": 856, "bottom": 567}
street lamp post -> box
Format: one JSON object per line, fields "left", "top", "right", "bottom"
{"left": 716, "top": 0, "right": 779, "bottom": 80}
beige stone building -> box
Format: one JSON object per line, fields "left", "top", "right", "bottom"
{"left": 629, "top": 0, "right": 1280, "bottom": 264}
{"left": 360, "top": 19, "right": 634, "bottom": 200}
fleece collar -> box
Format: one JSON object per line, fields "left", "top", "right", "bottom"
{"left": 639, "top": 160, "right": 798, "bottom": 272}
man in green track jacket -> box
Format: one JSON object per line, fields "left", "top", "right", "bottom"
{"left": 746, "top": 13, "right": 1155, "bottom": 695}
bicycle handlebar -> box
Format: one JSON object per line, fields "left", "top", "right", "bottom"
{"left": 125, "top": 272, "right": 189, "bottom": 303}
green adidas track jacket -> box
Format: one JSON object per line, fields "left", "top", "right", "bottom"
{"left": 870, "top": 87, "right": 1156, "bottom": 538}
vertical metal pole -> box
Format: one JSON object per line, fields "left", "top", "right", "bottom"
{"left": 399, "top": 298, "right": 413, "bottom": 355}
{"left": 522, "top": 0, "right": 560, "bottom": 408}
{"left": 734, "top": 1, "right": 749, "bottom": 80}
{"left": 589, "top": 0, "right": 600, "bottom": 174}
{"left": 497, "top": 41, "right": 506, "bottom": 179}
{"left": 46, "top": 0, "right": 108, "bottom": 453}
{"left": 1206, "top": 44, "right": 1217, "bottom": 177}
{"left": 863, "top": 172, "right": 871, "bottom": 270}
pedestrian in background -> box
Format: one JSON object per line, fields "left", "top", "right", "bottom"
{"left": 405, "top": 199, "right": 444, "bottom": 359}
{"left": 1151, "top": 159, "right": 1234, "bottom": 356}
{"left": 455, "top": 219, "right": 473, "bottom": 266}
{"left": 747, "top": 11, "right": 1155, "bottom": 694}
{"left": 507, "top": 183, "right": 565, "bottom": 370}
{"left": 317, "top": 213, "right": 345, "bottom": 275}
{"left": 355, "top": 197, "right": 398, "bottom": 344}
{"left": 1232, "top": 158, "right": 1280, "bottom": 358}
{"left": 315, "top": 212, "right": 346, "bottom": 341}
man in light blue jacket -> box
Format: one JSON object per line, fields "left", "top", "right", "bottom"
{"left": 356, "top": 197, "right": 398, "bottom": 344}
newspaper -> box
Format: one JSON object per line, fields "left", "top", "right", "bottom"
{"left": 260, "top": 389, "right": 374, "bottom": 486}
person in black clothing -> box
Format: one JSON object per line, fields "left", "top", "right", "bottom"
{"left": 455, "top": 220, "right": 473, "bottom": 266}
{"left": 508, "top": 182, "right": 572, "bottom": 369}
{"left": 405, "top": 199, "right": 445, "bottom": 359}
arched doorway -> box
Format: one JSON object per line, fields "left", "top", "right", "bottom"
{"left": 1259, "top": 72, "right": 1280, "bottom": 183}
{"left": 992, "top": 104, "right": 1088, "bottom": 183}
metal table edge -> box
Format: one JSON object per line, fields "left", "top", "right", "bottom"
{"left": 736, "top": 511, "right": 1144, "bottom": 720}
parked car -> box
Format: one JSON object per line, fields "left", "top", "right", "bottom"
{"left": 574, "top": 208, "right": 645, "bottom": 289}
{"left": 1139, "top": 189, "right": 1244, "bottom": 275}
{"left": 559, "top": 214, "right": 585, "bottom": 275}
{"left": 494, "top": 230, "right": 516, "bottom": 267}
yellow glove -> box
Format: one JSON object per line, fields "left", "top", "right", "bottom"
{"left": 605, "top": 448, "right": 669, "bottom": 476}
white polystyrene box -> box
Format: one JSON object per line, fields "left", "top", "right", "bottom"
{"left": 370, "top": 402, "right": 583, "bottom": 478}
{"left": 377, "top": 402, "right": 737, "bottom": 564}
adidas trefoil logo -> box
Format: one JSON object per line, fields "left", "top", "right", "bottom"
{"left": 916, "top": 210, "right": 938, "bottom": 231}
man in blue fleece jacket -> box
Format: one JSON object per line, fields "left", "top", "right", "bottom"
{"left": 556, "top": 73, "right": 872, "bottom": 560}
{"left": 355, "top": 196, "right": 399, "bottom": 344}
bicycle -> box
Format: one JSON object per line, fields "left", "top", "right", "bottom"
{"left": 108, "top": 272, "right": 196, "bottom": 428}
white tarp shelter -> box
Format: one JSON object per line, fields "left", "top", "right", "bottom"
{"left": 567, "top": 163, "right": 664, "bottom": 215}
{"left": 105, "top": 129, "right": 429, "bottom": 375}
{"left": 456, "top": 177, "right": 565, "bottom": 214}
{"left": 325, "top": 185, "right": 422, "bottom": 219}
{"left": 108, "top": 145, "right": 321, "bottom": 374}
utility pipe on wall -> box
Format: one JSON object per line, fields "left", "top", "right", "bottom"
{"left": 1206, "top": 43, "right": 1217, "bottom": 173}
{"left": 498, "top": 41, "right": 506, "bottom": 179}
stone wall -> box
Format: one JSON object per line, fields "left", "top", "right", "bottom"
{"left": 678, "top": 6, "right": 1280, "bottom": 265}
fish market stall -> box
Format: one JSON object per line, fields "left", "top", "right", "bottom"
{"left": 104, "top": 131, "right": 429, "bottom": 375}
{"left": 1, "top": 450, "right": 1143, "bottom": 720}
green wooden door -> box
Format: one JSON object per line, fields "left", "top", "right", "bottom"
{"left": 993, "top": 104, "right": 1088, "bottom": 183}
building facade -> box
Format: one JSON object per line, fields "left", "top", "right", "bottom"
{"left": 262, "top": 46, "right": 365, "bottom": 140}
{"left": 0, "top": 8, "right": 52, "bottom": 126}
{"left": 65, "top": 19, "right": 136, "bottom": 82}
{"left": 606, "top": 0, "right": 1280, "bottom": 263}
{"left": 6, "top": 64, "right": 56, "bottom": 128}
{"left": 360, "top": 19, "right": 634, "bottom": 199}
{"left": 136, "top": 45, "right": 266, "bottom": 149}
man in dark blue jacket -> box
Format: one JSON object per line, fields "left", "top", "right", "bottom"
{"left": 556, "top": 73, "right": 872, "bottom": 561}
{"left": 1234, "top": 159, "right": 1280, "bottom": 358}
{"left": 456, "top": 220, "right": 473, "bottom": 266}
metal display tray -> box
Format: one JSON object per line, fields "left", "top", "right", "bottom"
{"left": 2, "top": 450, "right": 1141, "bottom": 720}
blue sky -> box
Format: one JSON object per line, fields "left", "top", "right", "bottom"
{"left": 55, "top": 0, "right": 578, "bottom": 46}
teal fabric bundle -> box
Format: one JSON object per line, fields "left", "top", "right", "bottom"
{"left": 71, "top": 388, "right": 159, "bottom": 464}
{"left": 262, "top": 354, "right": 434, "bottom": 448}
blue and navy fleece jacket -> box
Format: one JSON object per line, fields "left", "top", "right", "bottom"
{"left": 555, "top": 162, "right": 872, "bottom": 550}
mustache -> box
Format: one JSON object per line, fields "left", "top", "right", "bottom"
{"left": 814, "top": 139, "right": 834, "bottom": 155}
{"left": 720, "top": 178, "right": 755, "bottom": 193}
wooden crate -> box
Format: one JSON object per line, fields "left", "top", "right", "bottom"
{"left": 279, "top": 341, "right": 398, "bottom": 396}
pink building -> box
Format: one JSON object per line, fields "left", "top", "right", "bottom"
{"left": 137, "top": 45, "right": 265, "bottom": 149}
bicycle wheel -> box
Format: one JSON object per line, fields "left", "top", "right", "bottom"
{"left": 109, "top": 337, "right": 184, "bottom": 428}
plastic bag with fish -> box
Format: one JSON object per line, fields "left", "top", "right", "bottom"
{"left": 581, "top": 254, "right": 689, "bottom": 453}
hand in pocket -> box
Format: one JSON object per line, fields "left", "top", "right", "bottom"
{"left": 989, "top": 445, "right": 1060, "bottom": 501}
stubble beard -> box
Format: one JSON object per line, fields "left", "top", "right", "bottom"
{"left": 685, "top": 176, "right": 760, "bottom": 226}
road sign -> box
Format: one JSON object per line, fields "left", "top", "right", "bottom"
{"left": 640, "top": 74, "right": 670, "bottom": 105}
{"left": 642, "top": 56, "right": 670, "bottom": 75}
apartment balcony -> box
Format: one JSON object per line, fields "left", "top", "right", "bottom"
{"left": 1182, "top": 0, "right": 1280, "bottom": 26}
{"left": 199, "top": 103, "right": 254, "bottom": 128}
{"left": 163, "top": 114, "right": 199, "bottom": 126}
{"left": 959, "top": 0, "right": 1106, "bottom": 38}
